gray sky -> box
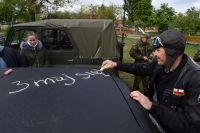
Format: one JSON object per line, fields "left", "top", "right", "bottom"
{"left": 67, "top": 0, "right": 200, "bottom": 13}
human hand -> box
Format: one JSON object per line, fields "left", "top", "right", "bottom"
{"left": 100, "top": 60, "right": 117, "bottom": 71}
{"left": 130, "top": 91, "right": 152, "bottom": 110}
{"left": 144, "top": 56, "right": 148, "bottom": 61}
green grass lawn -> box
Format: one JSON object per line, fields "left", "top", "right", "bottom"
{"left": 118, "top": 37, "right": 200, "bottom": 90}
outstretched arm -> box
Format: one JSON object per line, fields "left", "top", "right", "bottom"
{"left": 101, "top": 59, "right": 156, "bottom": 76}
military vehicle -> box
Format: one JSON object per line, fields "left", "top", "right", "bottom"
{"left": 3, "top": 19, "right": 120, "bottom": 65}
{"left": 0, "top": 19, "right": 163, "bottom": 133}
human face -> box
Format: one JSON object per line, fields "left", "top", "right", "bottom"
{"left": 141, "top": 37, "right": 148, "bottom": 43}
{"left": 27, "top": 35, "right": 38, "bottom": 46}
{"left": 154, "top": 47, "right": 166, "bottom": 65}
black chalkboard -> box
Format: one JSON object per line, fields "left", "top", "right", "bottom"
{"left": 0, "top": 67, "right": 160, "bottom": 133}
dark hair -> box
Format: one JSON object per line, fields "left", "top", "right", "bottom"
{"left": 141, "top": 33, "right": 151, "bottom": 39}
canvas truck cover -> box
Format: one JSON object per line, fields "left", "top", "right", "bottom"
{"left": 13, "top": 19, "right": 120, "bottom": 59}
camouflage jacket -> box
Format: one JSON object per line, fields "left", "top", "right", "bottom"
{"left": 193, "top": 49, "right": 200, "bottom": 62}
{"left": 129, "top": 39, "right": 153, "bottom": 62}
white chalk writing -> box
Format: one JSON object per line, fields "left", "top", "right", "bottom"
{"left": 62, "top": 74, "right": 76, "bottom": 86}
{"left": 9, "top": 69, "right": 110, "bottom": 94}
{"left": 34, "top": 78, "right": 56, "bottom": 87}
{"left": 75, "top": 69, "right": 110, "bottom": 79}
{"left": 9, "top": 81, "right": 30, "bottom": 94}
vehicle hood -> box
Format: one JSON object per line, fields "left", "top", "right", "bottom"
{"left": 0, "top": 67, "right": 161, "bottom": 133}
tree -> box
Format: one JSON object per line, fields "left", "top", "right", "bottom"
{"left": 171, "top": 13, "right": 188, "bottom": 33}
{"left": 0, "top": 0, "right": 29, "bottom": 24}
{"left": 150, "top": 3, "right": 175, "bottom": 32}
{"left": 25, "top": 0, "right": 76, "bottom": 21}
{"left": 46, "top": 11, "right": 72, "bottom": 19}
{"left": 135, "top": 0, "right": 152, "bottom": 28}
{"left": 123, "top": 0, "right": 152, "bottom": 29}
{"left": 185, "top": 7, "right": 200, "bottom": 34}
{"left": 71, "top": 6, "right": 90, "bottom": 19}
{"left": 95, "top": 4, "right": 118, "bottom": 20}
{"left": 124, "top": 0, "right": 140, "bottom": 22}
{"left": 72, "top": 4, "right": 118, "bottom": 20}
{"left": 0, "top": 0, "right": 76, "bottom": 23}
{"left": 172, "top": 7, "right": 200, "bottom": 34}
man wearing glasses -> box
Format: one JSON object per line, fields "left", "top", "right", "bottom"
{"left": 101, "top": 30, "right": 200, "bottom": 133}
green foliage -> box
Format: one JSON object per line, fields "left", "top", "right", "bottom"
{"left": 0, "top": 0, "right": 75, "bottom": 23}
{"left": 185, "top": 44, "right": 200, "bottom": 57}
{"left": 72, "top": 4, "right": 118, "bottom": 20}
{"left": 95, "top": 4, "right": 118, "bottom": 20}
{"left": 124, "top": 0, "right": 140, "bottom": 22}
{"left": 172, "top": 7, "right": 200, "bottom": 35}
{"left": 0, "top": 0, "right": 29, "bottom": 24}
{"left": 26, "top": 0, "right": 75, "bottom": 21}
{"left": 4, "top": 26, "right": 11, "bottom": 36}
{"left": 150, "top": 3, "right": 175, "bottom": 32}
{"left": 135, "top": 0, "right": 152, "bottom": 27}
{"left": 71, "top": 6, "right": 88, "bottom": 19}
{"left": 171, "top": 13, "right": 188, "bottom": 33}
{"left": 124, "top": 0, "right": 152, "bottom": 28}
{"left": 48, "top": 11, "right": 72, "bottom": 19}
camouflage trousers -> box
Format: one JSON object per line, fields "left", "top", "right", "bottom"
{"left": 133, "top": 75, "right": 148, "bottom": 93}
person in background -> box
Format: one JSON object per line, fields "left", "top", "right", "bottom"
{"left": 0, "top": 45, "right": 25, "bottom": 68}
{"left": 101, "top": 30, "right": 200, "bottom": 133}
{"left": 129, "top": 33, "right": 153, "bottom": 91}
{"left": 20, "top": 32, "right": 49, "bottom": 67}
{"left": 193, "top": 48, "right": 200, "bottom": 63}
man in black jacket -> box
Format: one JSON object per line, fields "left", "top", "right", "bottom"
{"left": 0, "top": 46, "right": 25, "bottom": 68}
{"left": 101, "top": 30, "right": 200, "bottom": 133}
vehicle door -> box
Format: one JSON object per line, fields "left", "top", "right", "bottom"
{"left": 41, "top": 28, "right": 79, "bottom": 65}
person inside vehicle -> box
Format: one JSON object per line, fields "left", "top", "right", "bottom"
{"left": 101, "top": 30, "right": 200, "bottom": 133}
{"left": 129, "top": 33, "right": 153, "bottom": 91}
{"left": 0, "top": 45, "right": 25, "bottom": 68}
{"left": 20, "top": 32, "right": 49, "bottom": 67}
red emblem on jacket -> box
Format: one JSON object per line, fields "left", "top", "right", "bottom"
{"left": 173, "top": 88, "right": 185, "bottom": 96}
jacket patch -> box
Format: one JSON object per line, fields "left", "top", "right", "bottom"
{"left": 173, "top": 88, "right": 185, "bottom": 96}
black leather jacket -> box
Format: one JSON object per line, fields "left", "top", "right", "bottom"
{"left": 116, "top": 54, "right": 200, "bottom": 133}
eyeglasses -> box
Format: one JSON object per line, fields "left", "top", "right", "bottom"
{"left": 152, "top": 37, "right": 164, "bottom": 49}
